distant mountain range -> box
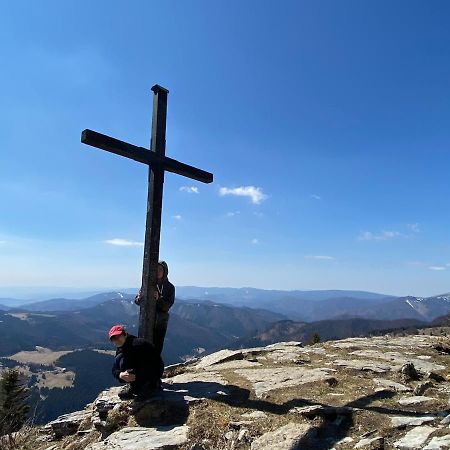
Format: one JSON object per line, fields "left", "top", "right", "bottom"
{"left": 0, "top": 296, "right": 285, "bottom": 363}
{"left": 2, "top": 288, "right": 450, "bottom": 323}
{"left": 232, "top": 317, "right": 425, "bottom": 349}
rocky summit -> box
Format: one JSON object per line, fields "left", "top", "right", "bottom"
{"left": 27, "top": 334, "right": 450, "bottom": 449}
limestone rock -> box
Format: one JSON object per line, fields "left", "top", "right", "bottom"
{"left": 250, "top": 422, "right": 316, "bottom": 449}
{"left": 414, "top": 381, "right": 433, "bottom": 395}
{"left": 333, "top": 359, "right": 393, "bottom": 373}
{"left": 440, "top": 414, "right": 450, "bottom": 425}
{"left": 354, "top": 436, "right": 384, "bottom": 449}
{"left": 94, "top": 386, "right": 123, "bottom": 415}
{"left": 398, "top": 396, "right": 435, "bottom": 406}
{"left": 390, "top": 416, "right": 436, "bottom": 428}
{"left": 194, "top": 349, "right": 244, "bottom": 369}
{"left": 235, "top": 366, "right": 335, "bottom": 398}
{"left": 289, "top": 404, "right": 354, "bottom": 417}
{"left": 424, "top": 435, "right": 450, "bottom": 449}
{"left": 393, "top": 426, "right": 436, "bottom": 449}
{"left": 241, "top": 410, "right": 268, "bottom": 419}
{"left": 373, "top": 378, "right": 412, "bottom": 392}
{"left": 87, "top": 425, "right": 189, "bottom": 450}
{"left": 45, "top": 409, "right": 90, "bottom": 438}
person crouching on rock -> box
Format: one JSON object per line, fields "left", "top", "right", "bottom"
{"left": 134, "top": 260, "right": 175, "bottom": 356}
{"left": 109, "top": 324, "right": 164, "bottom": 400}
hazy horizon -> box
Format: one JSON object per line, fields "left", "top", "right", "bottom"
{"left": 0, "top": 284, "right": 448, "bottom": 302}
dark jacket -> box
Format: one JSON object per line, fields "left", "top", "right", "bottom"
{"left": 155, "top": 261, "right": 175, "bottom": 328}
{"left": 112, "top": 334, "right": 164, "bottom": 386}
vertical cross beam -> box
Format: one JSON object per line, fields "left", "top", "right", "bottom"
{"left": 138, "top": 85, "right": 169, "bottom": 342}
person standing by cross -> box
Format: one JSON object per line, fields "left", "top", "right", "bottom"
{"left": 135, "top": 260, "right": 175, "bottom": 356}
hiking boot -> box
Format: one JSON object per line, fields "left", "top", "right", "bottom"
{"left": 133, "top": 382, "right": 159, "bottom": 401}
{"left": 118, "top": 385, "right": 135, "bottom": 400}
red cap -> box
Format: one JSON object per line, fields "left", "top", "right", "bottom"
{"left": 108, "top": 324, "right": 125, "bottom": 339}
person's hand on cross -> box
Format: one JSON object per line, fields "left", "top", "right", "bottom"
{"left": 135, "top": 288, "right": 159, "bottom": 305}
{"left": 119, "top": 370, "right": 136, "bottom": 382}
{"left": 134, "top": 289, "right": 142, "bottom": 305}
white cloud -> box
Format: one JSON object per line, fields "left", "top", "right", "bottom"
{"left": 172, "top": 215, "right": 182, "bottom": 221}
{"left": 180, "top": 186, "right": 199, "bottom": 194}
{"left": 251, "top": 238, "right": 259, "bottom": 245}
{"left": 429, "top": 266, "right": 446, "bottom": 271}
{"left": 407, "top": 223, "right": 420, "bottom": 233}
{"left": 310, "top": 194, "right": 321, "bottom": 200}
{"left": 219, "top": 186, "right": 268, "bottom": 205}
{"left": 304, "top": 255, "right": 335, "bottom": 260}
{"left": 104, "top": 238, "right": 143, "bottom": 247}
{"left": 0, "top": 240, "right": 6, "bottom": 245}
{"left": 226, "top": 211, "right": 240, "bottom": 217}
{"left": 357, "top": 230, "right": 404, "bottom": 241}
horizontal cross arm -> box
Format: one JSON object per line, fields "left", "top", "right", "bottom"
{"left": 163, "top": 156, "right": 213, "bottom": 183}
{"left": 81, "top": 129, "right": 213, "bottom": 183}
{"left": 81, "top": 129, "right": 151, "bottom": 165}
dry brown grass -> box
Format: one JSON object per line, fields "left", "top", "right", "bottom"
{"left": 8, "top": 348, "right": 73, "bottom": 366}
{"left": 0, "top": 426, "right": 41, "bottom": 450}
{"left": 36, "top": 370, "right": 75, "bottom": 389}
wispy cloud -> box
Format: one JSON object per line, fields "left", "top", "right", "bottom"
{"left": 304, "top": 255, "right": 335, "bottom": 260}
{"left": 251, "top": 238, "right": 259, "bottom": 245}
{"left": 219, "top": 186, "right": 268, "bottom": 205}
{"left": 179, "top": 186, "right": 199, "bottom": 194}
{"left": 104, "top": 238, "right": 143, "bottom": 247}
{"left": 0, "top": 240, "right": 6, "bottom": 245}
{"left": 172, "top": 215, "right": 182, "bottom": 221}
{"left": 406, "top": 260, "right": 425, "bottom": 267}
{"left": 310, "top": 194, "right": 321, "bottom": 200}
{"left": 226, "top": 211, "right": 240, "bottom": 217}
{"left": 429, "top": 266, "right": 446, "bottom": 271}
{"left": 407, "top": 223, "right": 420, "bottom": 233}
{"left": 357, "top": 230, "right": 404, "bottom": 241}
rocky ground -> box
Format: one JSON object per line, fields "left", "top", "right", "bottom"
{"left": 21, "top": 334, "right": 450, "bottom": 449}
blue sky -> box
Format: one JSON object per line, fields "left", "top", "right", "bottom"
{"left": 1, "top": 1, "right": 449, "bottom": 297}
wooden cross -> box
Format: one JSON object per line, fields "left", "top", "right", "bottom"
{"left": 81, "top": 85, "right": 213, "bottom": 343}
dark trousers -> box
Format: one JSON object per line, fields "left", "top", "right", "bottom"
{"left": 114, "top": 353, "right": 164, "bottom": 391}
{"left": 154, "top": 324, "right": 168, "bottom": 356}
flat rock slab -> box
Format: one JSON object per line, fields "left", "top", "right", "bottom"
{"left": 250, "top": 422, "right": 316, "bottom": 449}
{"left": 393, "top": 426, "right": 436, "bottom": 449}
{"left": 398, "top": 396, "right": 435, "bottom": 406}
{"left": 329, "top": 336, "right": 439, "bottom": 351}
{"left": 194, "top": 349, "right": 244, "bottom": 369}
{"left": 241, "top": 411, "right": 268, "bottom": 419}
{"left": 45, "top": 409, "right": 91, "bottom": 438}
{"left": 235, "top": 367, "right": 335, "bottom": 398}
{"left": 348, "top": 350, "right": 444, "bottom": 373}
{"left": 373, "top": 378, "right": 412, "bottom": 392}
{"left": 289, "top": 404, "right": 354, "bottom": 417}
{"left": 354, "top": 436, "right": 384, "bottom": 448}
{"left": 266, "top": 341, "right": 303, "bottom": 348}
{"left": 333, "top": 359, "right": 396, "bottom": 373}
{"left": 87, "top": 425, "right": 189, "bottom": 450}
{"left": 266, "top": 349, "right": 309, "bottom": 364}
{"left": 94, "top": 387, "right": 123, "bottom": 414}
{"left": 424, "top": 435, "right": 450, "bottom": 449}
{"left": 203, "top": 359, "right": 262, "bottom": 371}
{"left": 390, "top": 416, "right": 436, "bottom": 428}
